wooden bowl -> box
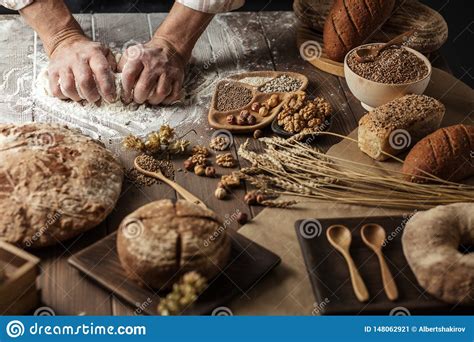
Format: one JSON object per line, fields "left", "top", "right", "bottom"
{"left": 208, "top": 71, "right": 308, "bottom": 133}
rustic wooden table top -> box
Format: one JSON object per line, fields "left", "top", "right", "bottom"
{"left": 0, "top": 12, "right": 451, "bottom": 315}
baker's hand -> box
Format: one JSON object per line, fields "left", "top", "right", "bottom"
{"left": 48, "top": 36, "right": 117, "bottom": 103}
{"left": 117, "top": 37, "right": 185, "bottom": 105}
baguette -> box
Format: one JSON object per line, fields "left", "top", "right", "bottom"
{"left": 358, "top": 94, "right": 445, "bottom": 161}
{"left": 323, "top": 0, "right": 396, "bottom": 62}
{"left": 402, "top": 125, "right": 474, "bottom": 183}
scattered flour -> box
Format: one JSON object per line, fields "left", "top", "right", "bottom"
{"left": 1, "top": 50, "right": 219, "bottom": 141}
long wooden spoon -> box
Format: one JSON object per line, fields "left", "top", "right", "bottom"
{"left": 361, "top": 224, "right": 399, "bottom": 301}
{"left": 355, "top": 29, "right": 416, "bottom": 63}
{"left": 326, "top": 225, "right": 369, "bottom": 302}
{"left": 134, "top": 155, "right": 208, "bottom": 210}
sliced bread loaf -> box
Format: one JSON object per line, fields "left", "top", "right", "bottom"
{"left": 358, "top": 94, "right": 445, "bottom": 161}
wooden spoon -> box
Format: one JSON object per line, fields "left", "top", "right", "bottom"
{"left": 134, "top": 156, "right": 208, "bottom": 210}
{"left": 355, "top": 29, "right": 416, "bottom": 63}
{"left": 361, "top": 224, "right": 399, "bottom": 301}
{"left": 326, "top": 225, "right": 369, "bottom": 302}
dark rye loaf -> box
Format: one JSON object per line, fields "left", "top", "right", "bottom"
{"left": 323, "top": 0, "right": 396, "bottom": 62}
{"left": 402, "top": 125, "right": 474, "bottom": 183}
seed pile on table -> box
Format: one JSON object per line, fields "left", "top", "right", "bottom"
{"left": 277, "top": 92, "right": 332, "bottom": 133}
{"left": 347, "top": 46, "right": 429, "bottom": 84}
{"left": 215, "top": 81, "right": 253, "bottom": 111}
{"left": 259, "top": 75, "right": 303, "bottom": 93}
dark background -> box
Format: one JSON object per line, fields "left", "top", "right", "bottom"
{"left": 1, "top": 0, "right": 473, "bottom": 87}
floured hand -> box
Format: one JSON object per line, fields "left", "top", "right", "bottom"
{"left": 117, "top": 38, "right": 185, "bottom": 105}
{"left": 48, "top": 37, "right": 118, "bottom": 103}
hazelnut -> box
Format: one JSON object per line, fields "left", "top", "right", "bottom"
{"left": 205, "top": 166, "right": 216, "bottom": 177}
{"left": 244, "top": 192, "right": 258, "bottom": 205}
{"left": 253, "top": 129, "right": 263, "bottom": 139}
{"left": 214, "top": 187, "right": 227, "bottom": 200}
{"left": 250, "top": 102, "right": 261, "bottom": 111}
{"left": 267, "top": 95, "right": 279, "bottom": 108}
{"left": 239, "top": 110, "right": 250, "bottom": 120}
{"left": 183, "top": 159, "right": 194, "bottom": 171}
{"left": 236, "top": 117, "right": 247, "bottom": 126}
{"left": 194, "top": 165, "right": 206, "bottom": 176}
{"left": 237, "top": 212, "right": 249, "bottom": 225}
{"left": 247, "top": 114, "right": 257, "bottom": 125}
{"left": 226, "top": 115, "right": 236, "bottom": 125}
{"left": 258, "top": 106, "right": 269, "bottom": 117}
{"left": 256, "top": 194, "right": 266, "bottom": 203}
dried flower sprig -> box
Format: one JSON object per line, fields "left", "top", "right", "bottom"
{"left": 157, "top": 271, "right": 207, "bottom": 316}
{"left": 122, "top": 125, "right": 190, "bottom": 156}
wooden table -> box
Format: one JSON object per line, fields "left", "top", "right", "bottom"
{"left": 0, "top": 12, "right": 451, "bottom": 315}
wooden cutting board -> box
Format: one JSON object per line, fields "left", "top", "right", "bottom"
{"left": 208, "top": 71, "right": 308, "bottom": 133}
{"left": 295, "top": 216, "right": 472, "bottom": 315}
{"left": 69, "top": 231, "right": 281, "bottom": 315}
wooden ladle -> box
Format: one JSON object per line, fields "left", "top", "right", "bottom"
{"left": 134, "top": 156, "right": 208, "bottom": 210}
{"left": 326, "top": 225, "right": 369, "bottom": 302}
{"left": 361, "top": 224, "right": 399, "bottom": 301}
{"left": 355, "top": 29, "right": 416, "bottom": 63}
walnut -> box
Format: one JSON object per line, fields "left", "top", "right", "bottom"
{"left": 209, "top": 136, "right": 230, "bottom": 151}
{"left": 216, "top": 153, "right": 237, "bottom": 168}
{"left": 276, "top": 92, "right": 332, "bottom": 133}
{"left": 221, "top": 173, "right": 241, "bottom": 188}
{"left": 189, "top": 153, "right": 207, "bottom": 166}
{"left": 192, "top": 145, "right": 209, "bottom": 157}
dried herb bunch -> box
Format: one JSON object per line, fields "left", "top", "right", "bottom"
{"left": 123, "top": 125, "right": 190, "bottom": 156}
{"left": 237, "top": 133, "right": 474, "bottom": 209}
{"left": 157, "top": 271, "right": 207, "bottom": 316}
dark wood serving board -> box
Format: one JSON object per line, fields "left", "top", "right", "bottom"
{"left": 295, "top": 215, "right": 473, "bottom": 315}
{"left": 69, "top": 231, "right": 281, "bottom": 315}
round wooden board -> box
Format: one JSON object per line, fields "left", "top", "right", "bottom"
{"left": 296, "top": 26, "right": 344, "bottom": 77}
{"left": 295, "top": 0, "right": 448, "bottom": 77}
{"left": 208, "top": 71, "right": 309, "bottom": 133}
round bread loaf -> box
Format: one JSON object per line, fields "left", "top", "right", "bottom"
{"left": 117, "top": 199, "right": 231, "bottom": 290}
{"left": 402, "top": 203, "right": 474, "bottom": 305}
{"left": 0, "top": 123, "right": 123, "bottom": 248}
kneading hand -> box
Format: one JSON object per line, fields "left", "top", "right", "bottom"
{"left": 117, "top": 37, "right": 185, "bottom": 105}
{"left": 48, "top": 37, "right": 117, "bottom": 103}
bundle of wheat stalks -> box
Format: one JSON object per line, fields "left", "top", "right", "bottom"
{"left": 237, "top": 133, "right": 474, "bottom": 209}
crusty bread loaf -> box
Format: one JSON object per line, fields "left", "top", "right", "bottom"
{"left": 117, "top": 199, "right": 231, "bottom": 290}
{"left": 402, "top": 124, "right": 474, "bottom": 183}
{"left": 358, "top": 94, "right": 445, "bottom": 161}
{"left": 323, "top": 0, "right": 396, "bottom": 62}
{"left": 296, "top": 0, "right": 448, "bottom": 54}
{"left": 0, "top": 123, "right": 123, "bottom": 248}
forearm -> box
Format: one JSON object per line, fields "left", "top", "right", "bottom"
{"left": 20, "top": 0, "right": 86, "bottom": 56}
{"left": 153, "top": 2, "right": 214, "bottom": 62}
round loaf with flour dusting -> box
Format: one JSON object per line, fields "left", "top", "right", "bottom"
{"left": 402, "top": 203, "right": 474, "bottom": 305}
{"left": 0, "top": 123, "right": 123, "bottom": 248}
{"left": 117, "top": 199, "right": 231, "bottom": 290}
